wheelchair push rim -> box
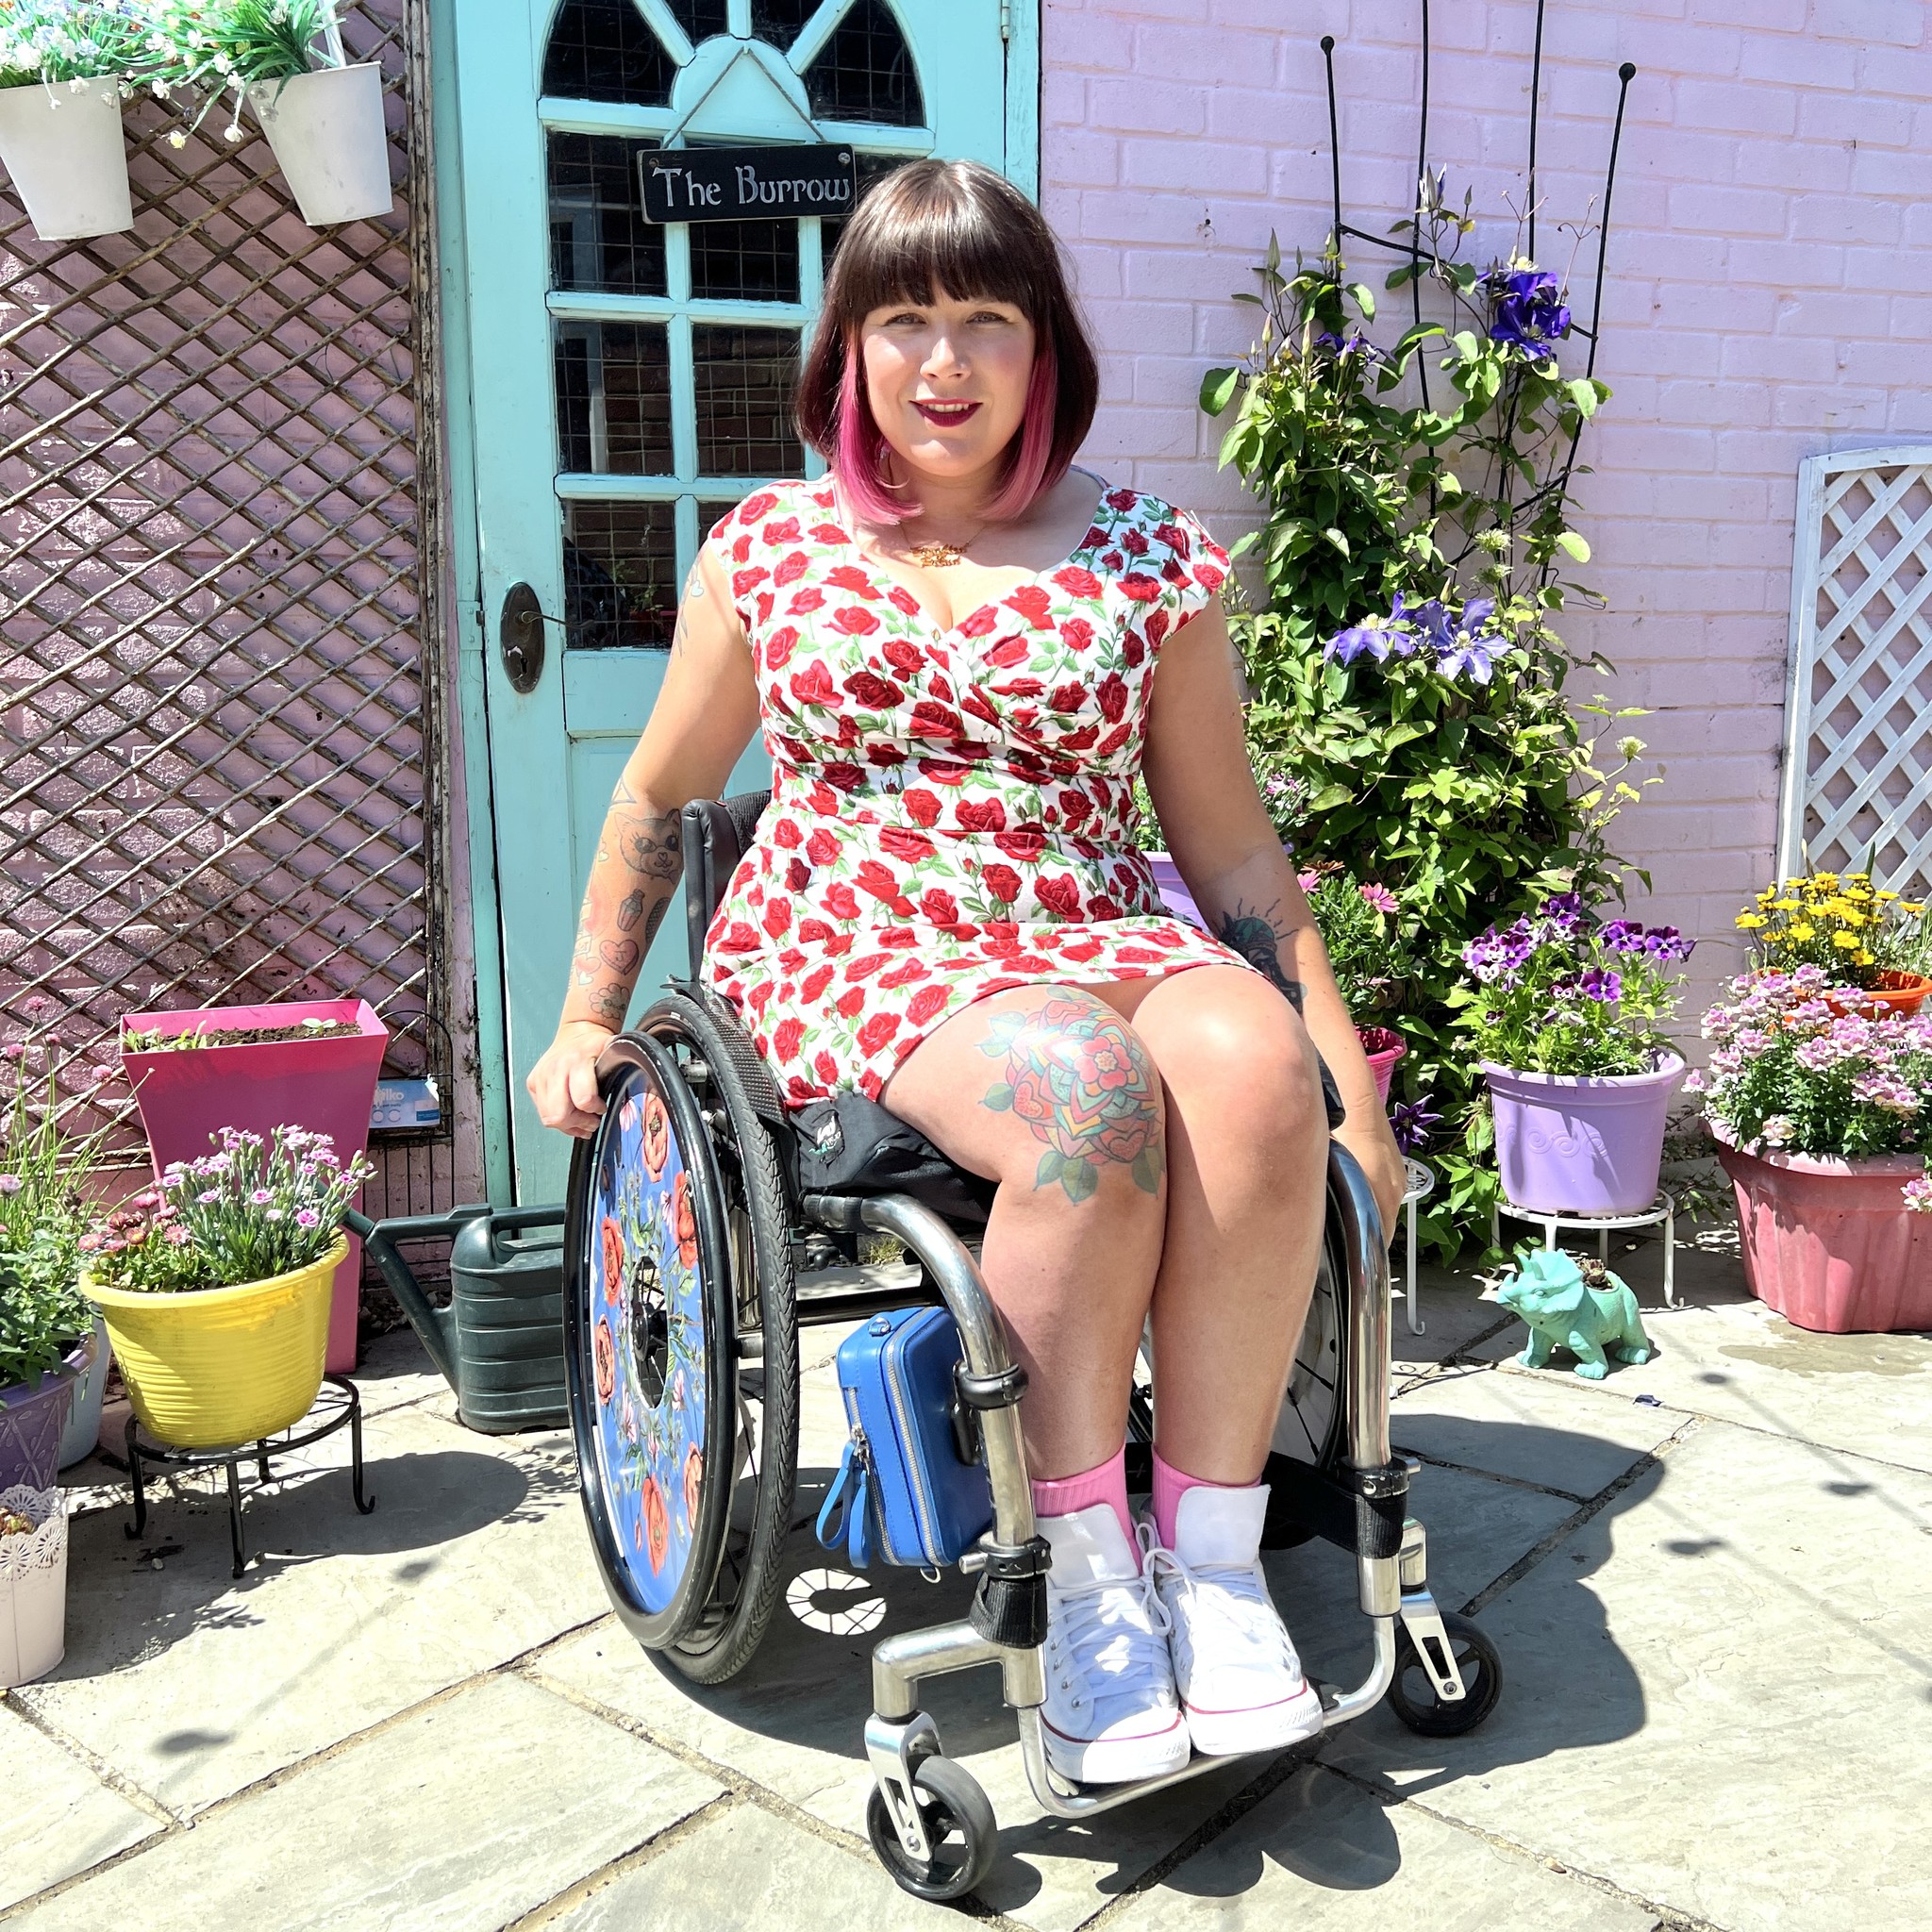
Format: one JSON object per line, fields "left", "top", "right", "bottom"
{"left": 564, "top": 1032, "right": 738, "bottom": 1649}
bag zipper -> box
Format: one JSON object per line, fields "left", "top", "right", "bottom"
{"left": 882, "top": 1317, "right": 942, "bottom": 1565}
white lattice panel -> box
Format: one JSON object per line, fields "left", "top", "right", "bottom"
{"left": 1779, "top": 445, "right": 1932, "bottom": 891}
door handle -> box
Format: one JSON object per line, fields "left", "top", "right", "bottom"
{"left": 498, "top": 581, "right": 558, "bottom": 693}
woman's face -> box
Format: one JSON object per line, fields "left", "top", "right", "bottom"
{"left": 858, "top": 290, "right": 1036, "bottom": 492}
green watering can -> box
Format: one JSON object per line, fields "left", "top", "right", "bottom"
{"left": 344, "top": 1204, "right": 568, "bottom": 1434}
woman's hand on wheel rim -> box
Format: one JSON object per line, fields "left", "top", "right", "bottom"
{"left": 1341, "top": 1124, "right": 1407, "bottom": 1245}
{"left": 528, "top": 1021, "right": 617, "bottom": 1138}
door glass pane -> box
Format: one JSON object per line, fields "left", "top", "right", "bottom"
{"left": 749, "top": 0, "right": 817, "bottom": 54}
{"left": 804, "top": 0, "right": 924, "bottom": 127}
{"left": 542, "top": 0, "right": 676, "bottom": 106}
{"left": 564, "top": 502, "right": 678, "bottom": 649}
{"left": 693, "top": 325, "right": 802, "bottom": 476}
{"left": 824, "top": 152, "right": 910, "bottom": 261}
{"left": 549, "top": 133, "right": 667, "bottom": 298}
{"left": 556, "top": 322, "right": 674, "bottom": 475}
{"left": 667, "top": 0, "right": 730, "bottom": 41}
{"left": 690, "top": 217, "right": 800, "bottom": 303}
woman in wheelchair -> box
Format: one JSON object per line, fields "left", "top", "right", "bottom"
{"left": 529, "top": 159, "right": 1407, "bottom": 1787}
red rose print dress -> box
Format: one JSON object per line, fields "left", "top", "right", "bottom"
{"left": 699, "top": 476, "right": 1258, "bottom": 1109}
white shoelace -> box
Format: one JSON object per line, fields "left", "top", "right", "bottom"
{"left": 1140, "top": 1528, "right": 1299, "bottom": 1673}
{"left": 1046, "top": 1572, "right": 1173, "bottom": 1717}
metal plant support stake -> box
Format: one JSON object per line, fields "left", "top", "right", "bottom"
{"left": 1317, "top": 8, "right": 1638, "bottom": 574}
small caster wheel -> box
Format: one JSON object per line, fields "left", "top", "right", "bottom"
{"left": 1389, "top": 1610, "right": 1503, "bottom": 1737}
{"left": 866, "top": 1755, "right": 997, "bottom": 1903}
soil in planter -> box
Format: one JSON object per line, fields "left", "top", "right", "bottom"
{"left": 124, "top": 1020, "right": 363, "bottom": 1052}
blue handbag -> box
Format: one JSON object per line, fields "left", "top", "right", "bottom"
{"left": 815, "top": 1307, "right": 995, "bottom": 1569}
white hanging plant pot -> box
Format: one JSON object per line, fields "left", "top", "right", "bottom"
{"left": 249, "top": 61, "right": 391, "bottom": 227}
{"left": 0, "top": 1485, "right": 68, "bottom": 1689}
{"left": 0, "top": 78, "right": 134, "bottom": 241}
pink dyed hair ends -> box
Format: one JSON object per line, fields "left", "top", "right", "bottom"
{"left": 831, "top": 327, "right": 1062, "bottom": 527}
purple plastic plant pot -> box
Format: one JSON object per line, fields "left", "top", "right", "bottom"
{"left": 0, "top": 1367, "right": 76, "bottom": 1493}
{"left": 1713, "top": 1132, "right": 1932, "bottom": 1335}
{"left": 1482, "top": 1053, "right": 1685, "bottom": 1216}
{"left": 1145, "top": 851, "right": 1207, "bottom": 932}
{"left": 121, "top": 997, "right": 388, "bottom": 1375}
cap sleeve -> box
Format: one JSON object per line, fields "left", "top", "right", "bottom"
{"left": 1158, "top": 504, "right": 1232, "bottom": 631}
{"left": 702, "top": 484, "right": 791, "bottom": 637}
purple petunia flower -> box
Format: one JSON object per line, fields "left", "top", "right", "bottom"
{"left": 1488, "top": 268, "right": 1572, "bottom": 354}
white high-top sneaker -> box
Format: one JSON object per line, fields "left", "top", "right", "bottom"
{"left": 1145, "top": 1485, "right": 1324, "bottom": 1757}
{"left": 1037, "top": 1504, "right": 1190, "bottom": 1784}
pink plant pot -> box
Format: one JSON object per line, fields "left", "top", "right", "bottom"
{"left": 1713, "top": 1132, "right": 1932, "bottom": 1335}
{"left": 121, "top": 998, "right": 388, "bottom": 1374}
{"left": 1359, "top": 1028, "right": 1405, "bottom": 1107}
{"left": 1482, "top": 1055, "right": 1685, "bottom": 1216}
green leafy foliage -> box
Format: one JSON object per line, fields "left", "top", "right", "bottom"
{"left": 1202, "top": 192, "right": 1650, "bottom": 1254}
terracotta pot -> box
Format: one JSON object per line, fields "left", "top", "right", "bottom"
{"left": 1713, "top": 1129, "right": 1932, "bottom": 1335}
{"left": 1482, "top": 1054, "right": 1685, "bottom": 1216}
{"left": 1821, "top": 971, "right": 1932, "bottom": 1021}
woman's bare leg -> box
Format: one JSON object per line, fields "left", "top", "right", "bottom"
{"left": 877, "top": 985, "right": 1166, "bottom": 1479}
{"left": 1103, "top": 966, "right": 1328, "bottom": 1484}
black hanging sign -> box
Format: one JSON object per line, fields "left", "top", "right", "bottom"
{"left": 640, "top": 145, "right": 858, "bottom": 225}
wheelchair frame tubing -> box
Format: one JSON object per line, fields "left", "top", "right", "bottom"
{"left": 819, "top": 1141, "right": 1406, "bottom": 1829}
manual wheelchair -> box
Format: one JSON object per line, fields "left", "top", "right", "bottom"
{"left": 562, "top": 791, "right": 1502, "bottom": 1903}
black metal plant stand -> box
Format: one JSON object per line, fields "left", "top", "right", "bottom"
{"left": 124, "top": 1375, "right": 375, "bottom": 1578}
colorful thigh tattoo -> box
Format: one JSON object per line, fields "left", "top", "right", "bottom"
{"left": 978, "top": 994, "right": 1164, "bottom": 1204}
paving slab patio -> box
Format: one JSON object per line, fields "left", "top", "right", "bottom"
{"left": 6, "top": 1245, "right": 1925, "bottom": 1932}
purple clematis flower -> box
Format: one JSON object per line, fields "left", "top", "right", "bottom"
{"left": 1489, "top": 268, "right": 1572, "bottom": 354}
{"left": 1432, "top": 596, "right": 1499, "bottom": 684}
{"left": 1390, "top": 1096, "right": 1441, "bottom": 1155}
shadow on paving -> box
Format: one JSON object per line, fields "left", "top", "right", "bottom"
{"left": 627, "top": 1419, "right": 1653, "bottom": 1911}
{"left": 51, "top": 1444, "right": 569, "bottom": 1678}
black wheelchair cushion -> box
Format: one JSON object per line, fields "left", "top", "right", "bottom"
{"left": 786, "top": 1091, "right": 995, "bottom": 1227}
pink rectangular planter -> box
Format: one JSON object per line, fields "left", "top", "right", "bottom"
{"left": 121, "top": 999, "right": 388, "bottom": 1374}
{"left": 1715, "top": 1137, "right": 1932, "bottom": 1335}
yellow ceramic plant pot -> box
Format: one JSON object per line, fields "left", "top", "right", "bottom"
{"left": 85, "top": 1238, "right": 343, "bottom": 1450}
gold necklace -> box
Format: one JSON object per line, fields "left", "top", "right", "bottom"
{"left": 902, "top": 520, "right": 989, "bottom": 570}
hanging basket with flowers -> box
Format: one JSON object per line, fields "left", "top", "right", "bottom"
{"left": 0, "top": 1, "right": 143, "bottom": 239}
{"left": 139, "top": 0, "right": 391, "bottom": 225}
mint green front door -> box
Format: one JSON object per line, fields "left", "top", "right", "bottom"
{"left": 448, "top": 0, "right": 1035, "bottom": 1198}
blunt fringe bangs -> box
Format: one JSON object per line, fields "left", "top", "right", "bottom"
{"left": 797, "top": 159, "right": 1098, "bottom": 525}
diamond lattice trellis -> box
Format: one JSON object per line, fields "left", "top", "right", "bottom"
{"left": 1779, "top": 446, "right": 1932, "bottom": 894}
{"left": 0, "top": 0, "right": 453, "bottom": 1222}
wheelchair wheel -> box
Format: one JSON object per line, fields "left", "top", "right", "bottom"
{"left": 866, "top": 1757, "right": 997, "bottom": 1904}
{"left": 1389, "top": 1611, "right": 1504, "bottom": 1737}
{"left": 566, "top": 1028, "right": 737, "bottom": 1651}
{"left": 641, "top": 991, "right": 799, "bottom": 1685}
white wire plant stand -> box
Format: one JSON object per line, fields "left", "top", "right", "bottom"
{"left": 1490, "top": 1190, "right": 1678, "bottom": 1308}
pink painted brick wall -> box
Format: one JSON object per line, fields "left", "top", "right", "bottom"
{"left": 1041, "top": 0, "right": 1932, "bottom": 1023}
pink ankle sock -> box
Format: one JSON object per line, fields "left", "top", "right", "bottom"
{"left": 1031, "top": 1446, "right": 1133, "bottom": 1548}
{"left": 1151, "top": 1451, "right": 1242, "bottom": 1549}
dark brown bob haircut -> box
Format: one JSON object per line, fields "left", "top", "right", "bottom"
{"left": 795, "top": 158, "right": 1100, "bottom": 523}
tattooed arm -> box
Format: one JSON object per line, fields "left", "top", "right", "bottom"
{"left": 527, "top": 542, "right": 759, "bottom": 1138}
{"left": 1141, "top": 599, "right": 1407, "bottom": 1234}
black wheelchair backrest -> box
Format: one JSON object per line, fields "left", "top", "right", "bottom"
{"left": 681, "top": 790, "right": 773, "bottom": 982}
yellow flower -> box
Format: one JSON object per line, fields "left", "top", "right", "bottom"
{"left": 1856, "top": 950, "right": 1874, "bottom": 966}
{"left": 1770, "top": 898, "right": 1800, "bottom": 910}
{"left": 1832, "top": 931, "right": 1861, "bottom": 950}
{"left": 1735, "top": 912, "right": 1768, "bottom": 929}
{"left": 1790, "top": 923, "right": 1817, "bottom": 941}
{"left": 1877, "top": 890, "right": 1900, "bottom": 902}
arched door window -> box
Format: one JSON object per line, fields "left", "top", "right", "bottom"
{"left": 541, "top": 0, "right": 930, "bottom": 649}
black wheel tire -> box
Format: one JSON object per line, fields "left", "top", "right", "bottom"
{"left": 866, "top": 1757, "right": 998, "bottom": 1904}
{"left": 1388, "top": 1611, "right": 1504, "bottom": 1737}
{"left": 645, "top": 992, "right": 800, "bottom": 1687}
{"left": 1259, "top": 1203, "right": 1350, "bottom": 1550}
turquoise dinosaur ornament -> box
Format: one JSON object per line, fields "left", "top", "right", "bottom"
{"left": 1496, "top": 1249, "right": 1654, "bottom": 1380}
